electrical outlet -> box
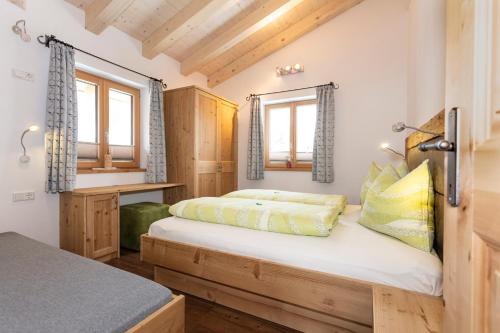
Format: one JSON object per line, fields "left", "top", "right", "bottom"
{"left": 12, "top": 69, "right": 34, "bottom": 81}
{"left": 12, "top": 191, "right": 35, "bottom": 202}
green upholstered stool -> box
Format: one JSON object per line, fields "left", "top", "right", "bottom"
{"left": 120, "top": 202, "right": 171, "bottom": 251}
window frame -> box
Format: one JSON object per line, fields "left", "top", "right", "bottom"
{"left": 76, "top": 69, "right": 141, "bottom": 171}
{"left": 264, "top": 99, "right": 316, "bottom": 171}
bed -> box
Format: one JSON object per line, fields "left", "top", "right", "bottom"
{"left": 148, "top": 205, "right": 442, "bottom": 296}
{"left": 141, "top": 111, "right": 445, "bottom": 332}
{"left": 0, "top": 232, "right": 184, "bottom": 333}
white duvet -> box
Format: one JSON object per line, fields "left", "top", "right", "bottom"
{"left": 149, "top": 205, "right": 443, "bottom": 296}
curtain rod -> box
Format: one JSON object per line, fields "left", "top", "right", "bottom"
{"left": 245, "top": 82, "right": 339, "bottom": 101}
{"left": 36, "top": 34, "right": 167, "bottom": 90}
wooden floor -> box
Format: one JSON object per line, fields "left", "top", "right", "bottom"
{"left": 108, "top": 249, "right": 300, "bottom": 333}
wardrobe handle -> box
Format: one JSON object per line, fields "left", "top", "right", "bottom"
{"left": 112, "top": 195, "right": 118, "bottom": 209}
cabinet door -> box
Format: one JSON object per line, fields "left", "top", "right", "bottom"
{"left": 86, "top": 193, "right": 119, "bottom": 260}
{"left": 218, "top": 100, "right": 238, "bottom": 196}
{"left": 196, "top": 91, "right": 218, "bottom": 197}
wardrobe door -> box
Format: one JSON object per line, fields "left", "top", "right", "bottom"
{"left": 164, "top": 88, "right": 196, "bottom": 199}
{"left": 196, "top": 91, "right": 218, "bottom": 197}
{"left": 218, "top": 100, "right": 238, "bottom": 196}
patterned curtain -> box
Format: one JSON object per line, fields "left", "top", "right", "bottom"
{"left": 45, "top": 41, "right": 78, "bottom": 193}
{"left": 146, "top": 79, "right": 167, "bottom": 183}
{"left": 247, "top": 96, "right": 264, "bottom": 180}
{"left": 312, "top": 85, "right": 335, "bottom": 183}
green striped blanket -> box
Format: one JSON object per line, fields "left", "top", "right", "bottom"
{"left": 169, "top": 197, "right": 346, "bottom": 236}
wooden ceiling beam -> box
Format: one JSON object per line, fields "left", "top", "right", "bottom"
{"left": 85, "top": 0, "right": 134, "bottom": 35}
{"left": 142, "top": 0, "right": 227, "bottom": 60}
{"left": 207, "top": 0, "right": 364, "bottom": 87}
{"left": 180, "top": 0, "right": 302, "bottom": 76}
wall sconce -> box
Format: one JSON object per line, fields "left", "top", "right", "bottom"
{"left": 20, "top": 125, "right": 39, "bottom": 163}
{"left": 380, "top": 142, "right": 404, "bottom": 158}
{"left": 276, "top": 63, "right": 304, "bottom": 76}
{"left": 392, "top": 121, "right": 441, "bottom": 136}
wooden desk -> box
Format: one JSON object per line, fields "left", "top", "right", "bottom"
{"left": 373, "top": 285, "right": 443, "bottom": 333}
{"left": 60, "top": 183, "right": 184, "bottom": 262}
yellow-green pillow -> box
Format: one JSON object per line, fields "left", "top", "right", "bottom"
{"left": 394, "top": 161, "right": 409, "bottom": 178}
{"left": 366, "top": 164, "right": 401, "bottom": 194}
{"left": 360, "top": 162, "right": 382, "bottom": 204}
{"left": 358, "top": 160, "right": 434, "bottom": 252}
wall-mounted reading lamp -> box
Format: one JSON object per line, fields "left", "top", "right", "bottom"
{"left": 20, "top": 125, "right": 39, "bottom": 163}
{"left": 379, "top": 142, "right": 404, "bottom": 158}
{"left": 391, "top": 109, "right": 460, "bottom": 207}
{"left": 391, "top": 122, "right": 442, "bottom": 136}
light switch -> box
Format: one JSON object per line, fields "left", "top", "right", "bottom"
{"left": 12, "top": 69, "right": 34, "bottom": 81}
{"left": 12, "top": 191, "right": 35, "bottom": 202}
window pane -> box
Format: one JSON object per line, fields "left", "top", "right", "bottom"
{"left": 296, "top": 103, "right": 317, "bottom": 162}
{"left": 76, "top": 80, "right": 98, "bottom": 143}
{"left": 77, "top": 79, "right": 98, "bottom": 161}
{"left": 268, "top": 107, "right": 290, "bottom": 162}
{"left": 108, "top": 89, "right": 133, "bottom": 146}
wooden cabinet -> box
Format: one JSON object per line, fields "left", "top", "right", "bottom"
{"left": 85, "top": 193, "right": 119, "bottom": 260}
{"left": 60, "top": 183, "right": 183, "bottom": 261}
{"left": 60, "top": 192, "right": 119, "bottom": 262}
{"left": 164, "top": 86, "right": 238, "bottom": 200}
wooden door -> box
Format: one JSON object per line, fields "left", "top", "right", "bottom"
{"left": 444, "top": 1, "right": 500, "bottom": 332}
{"left": 196, "top": 90, "right": 218, "bottom": 197}
{"left": 85, "top": 193, "right": 119, "bottom": 260}
{"left": 218, "top": 100, "right": 238, "bottom": 196}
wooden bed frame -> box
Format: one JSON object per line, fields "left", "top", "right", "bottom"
{"left": 127, "top": 294, "right": 185, "bottom": 333}
{"left": 140, "top": 111, "right": 445, "bottom": 332}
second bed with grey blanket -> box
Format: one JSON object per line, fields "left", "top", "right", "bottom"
{"left": 0, "top": 232, "right": 172, "bottom": 333}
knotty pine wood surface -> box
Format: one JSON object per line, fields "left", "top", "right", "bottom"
{"left": 108, "top": 249, "right": 299, "bottom": 333}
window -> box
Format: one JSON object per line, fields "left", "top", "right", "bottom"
{"left": 264, "top": 99, "right": 317, "bottom": 170}
{"left": 76, "top": 70, "right": 140, "bottom": 170}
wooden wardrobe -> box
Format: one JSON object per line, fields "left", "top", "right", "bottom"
{"left": 164, "top": 86, "right": 238, "bottom": 201}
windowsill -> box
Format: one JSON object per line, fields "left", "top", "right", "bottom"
{"left": 77, "top": 168, "right": 146, "bottom": 174}
{"left": 265, "top": 167, "right": 312, "bottom": 172}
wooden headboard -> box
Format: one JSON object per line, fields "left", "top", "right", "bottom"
{"left": 405, "top": 110, "right": 445, "bottom": 259}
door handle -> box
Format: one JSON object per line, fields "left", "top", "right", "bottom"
{"left": 417, "top": 108, "right": 459, "bottom": 207}
{"left": 418, "top": 139, "right": 454, "bottom": 152}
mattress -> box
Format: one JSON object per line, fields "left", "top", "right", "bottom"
{"left": 149, "top": 205, "right": 443, "bottom": 296}
{"left": 0, "top": 232, "right": 172, "bottom": 333}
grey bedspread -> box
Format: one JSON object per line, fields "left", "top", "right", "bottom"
{"left": 0, "top": 232, "right": 172, "bottom": 333}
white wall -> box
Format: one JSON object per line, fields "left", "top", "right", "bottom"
{"left": 0, "top": 0, "right": 207, "bottom": 246}
{"left": 407, "top": 0, "right": 446, "bottom": 126}
{"left": 213, "top": 0, "right": 410, "bottom": 204}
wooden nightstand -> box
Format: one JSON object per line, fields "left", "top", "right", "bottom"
{"left": 373, "top": 285, "right": 443, "bottom": 333}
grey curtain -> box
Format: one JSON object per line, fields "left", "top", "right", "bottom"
{"left": 45, "top": 41, "right": 78, "bottom": 193}
{"left": 247, "top": 96, "right": 264, "bottom": 180}
{"left": 146, "top": 79, "right": 167, "bottom": 183}
{"left": 312, "top": 85, "right": 335, "bottom": 183}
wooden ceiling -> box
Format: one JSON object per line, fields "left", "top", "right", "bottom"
{"left": 66, "top": 0, "right": 364, "bottom": 87}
